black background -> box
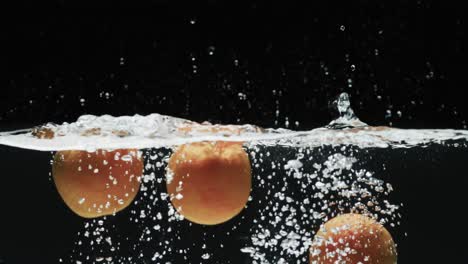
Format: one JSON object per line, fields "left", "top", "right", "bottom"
{"left": 2, "top": 1, "right": 468, "bottom": 130}
{"left": 1, "top": 1, "right": 468, "bottom": 263}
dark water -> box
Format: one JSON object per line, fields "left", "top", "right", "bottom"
{"left": 1, "top": 142, "right": 467, "bottom": 263}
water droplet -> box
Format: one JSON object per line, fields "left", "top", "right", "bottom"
{"left": 385, "top": 109, "right": 392, "bottom": 119}
{"left": 208, "top": 46, "right": 215, "bottom": 55}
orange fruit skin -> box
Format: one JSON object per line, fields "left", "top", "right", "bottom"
{"left": 167, "top": 141, "right": 251, "bottom": 225}
{"left": 52, "top": 149, "right": 142, "bottom": 218}
{"left": 310, "top": 213, "right": 397, "bottom": 264}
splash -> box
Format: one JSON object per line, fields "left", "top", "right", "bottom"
{"left": 0, "top": 92, "right": 467, "bottom": 151}
{"left": 327, "top": 93, "right": 368, "bottom": 129}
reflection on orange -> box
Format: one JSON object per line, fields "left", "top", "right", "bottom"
{"left": 310, "top": 213, "right": 397, "bottom": 264}
{"left": 52, "top": 149, "right": 142, "bottom": 218}
{"left": 167, "top": 141, "right": 251, "bottom": 225}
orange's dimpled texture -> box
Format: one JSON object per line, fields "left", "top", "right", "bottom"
{"left": 52, "top": 149, "right": 143, "bottom": 218}
{"left": 310, "top": 213, "right": 397, "bottom": 264}
{"left": 167, "top": 142, "right": 251, "bottom": 225}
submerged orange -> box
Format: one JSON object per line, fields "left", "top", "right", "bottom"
{"left": 310, "top": 213, "right": 397, "bottom": 264}
{"left": 52, "top": 149, "right": 142, "bottom": 218}
{"left": 167, "top": 141, "right": 251, "bottom": 225}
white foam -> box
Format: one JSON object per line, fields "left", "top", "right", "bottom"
{"left": 2, "top": 92, "right": 468, "bottom": 151}
{"left": 0, "top": 113, "right": 467, "bottom": 151}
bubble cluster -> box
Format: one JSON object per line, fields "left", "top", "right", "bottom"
{"left": 240, "top": 144, "right": 400, "bottom": 263}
